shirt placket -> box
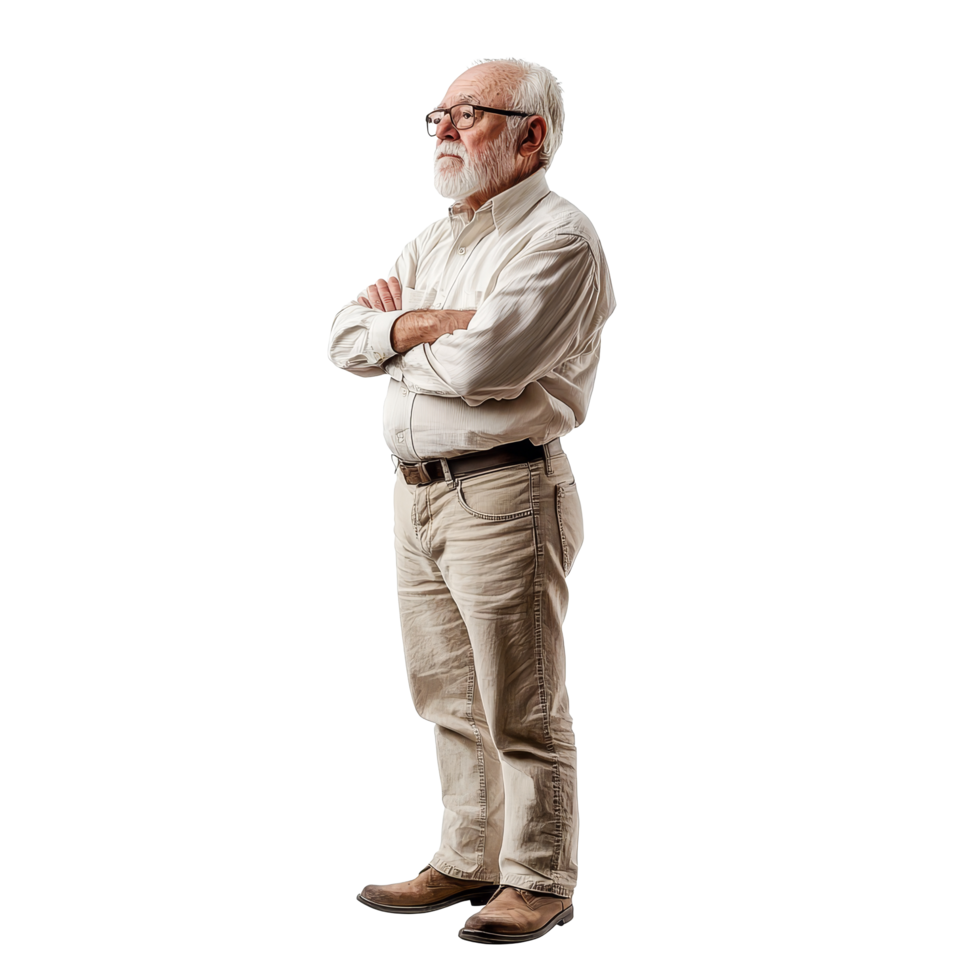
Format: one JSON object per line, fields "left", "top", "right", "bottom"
{"left": 435, "top": 211, "right": 492, "bottom": 308}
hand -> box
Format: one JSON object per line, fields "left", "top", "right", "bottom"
{"left": 357, "top": 277, "right": 402, "bottom": 312}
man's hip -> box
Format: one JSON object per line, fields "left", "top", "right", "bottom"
{"left": 392, "top": 439, "right": 582, "bottom": 579}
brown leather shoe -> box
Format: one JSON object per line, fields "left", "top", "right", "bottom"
{"left": 458, "top": 885, "right": 574, "bottom": 943}
{"left": 357, "top": 865, "right": 498, "bottom": 914}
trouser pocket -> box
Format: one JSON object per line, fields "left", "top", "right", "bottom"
{"left": 555, "top": 481, "right": 584, "bottom": 576}
{"left": 455, "top": 465, "right": 533, "bottom": 521}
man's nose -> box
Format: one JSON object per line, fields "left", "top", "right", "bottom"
{"left": 435, "top": 115, "right": 459, "bottom": 141}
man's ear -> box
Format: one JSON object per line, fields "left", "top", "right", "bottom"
{"left": 519, "top": 115, "right": 547, "bottom": 158}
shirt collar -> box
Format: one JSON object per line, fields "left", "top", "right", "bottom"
{"left": 447, "top": 168, "right": 551, "bottom": 234}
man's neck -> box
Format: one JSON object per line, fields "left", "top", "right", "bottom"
{"left": 462, "top": 161, "right": 543, "bottom": 214}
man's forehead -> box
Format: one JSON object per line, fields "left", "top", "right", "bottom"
{"left": 444, "top": 93, "right": 479, "bottom": 106}
{"left": 439, "top": 65, "right": 513, "bottom": 108}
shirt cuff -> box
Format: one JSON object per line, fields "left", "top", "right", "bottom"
{"left": 367, "top": 310, "right": 402, "bottom": 363}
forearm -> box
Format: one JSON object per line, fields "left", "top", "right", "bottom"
{"left": 391, "top": 309, "right": 473, "bottom": 354}
{"left": 391, "top": 311, "right": 437, "bottom": 354}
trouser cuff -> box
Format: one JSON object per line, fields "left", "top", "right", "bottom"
{"left": 428, "top": 855, "right": 499, "bottom": 884}
{"left": 498, "top": 874, "right": 574, "bottom": 899}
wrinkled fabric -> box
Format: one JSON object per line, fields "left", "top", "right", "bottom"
{"left": 393, "top": 443, "right": 583, "bottom": 899}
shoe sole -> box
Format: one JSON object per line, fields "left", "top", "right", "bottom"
{"left": 457, "top": 904, "right": 574, "bottom": 943}
{"left": 356, "top": 886, "right": 498, "bottom": 914}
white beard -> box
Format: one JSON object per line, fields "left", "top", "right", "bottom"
{"left": 433, "top": 133, "right": 518, "bottom": 201}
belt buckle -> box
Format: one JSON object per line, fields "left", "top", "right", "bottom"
{"left": 400, "top": 459, "right": 438, "bottom": 485}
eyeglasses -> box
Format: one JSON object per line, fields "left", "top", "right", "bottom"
{"left": 426, "top": 103, "right": 530, "bottom": 137}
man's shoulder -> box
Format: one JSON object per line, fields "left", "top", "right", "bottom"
{"left": 526, "top": 189, "right": 604, "bottom": 253}
{"left": 525, "top": 189, "right": 603, "bottom": 274}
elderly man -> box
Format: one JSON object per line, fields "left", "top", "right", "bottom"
{"left": 329, "top": 58, "right": 614, "bottom": 944}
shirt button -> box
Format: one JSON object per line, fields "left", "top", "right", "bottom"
{"left": 397, "top": 433, "right": 405, "bottom": 443}
{"left": 457, "top": 246, "right": 465, "bottom": 255}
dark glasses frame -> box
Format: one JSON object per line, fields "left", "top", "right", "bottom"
{"left": 426, "top": 103, "right": 531, "bottom": 136}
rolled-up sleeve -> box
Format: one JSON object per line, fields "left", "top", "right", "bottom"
{"left": 391, "top": 234, "right": 599, "bottom": 406}
{"left": 328, "top": 238, "right": 418, "bottom": 377}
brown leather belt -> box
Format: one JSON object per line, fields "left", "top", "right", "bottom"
{"left": 397, "top": 439, "right": 553, "bottom": 486}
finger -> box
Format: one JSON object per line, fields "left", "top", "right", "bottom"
{"left": 375, "top": 278, "right": 395, "bottom": 312}
{"left": 388, "top": 277, "right": 402, "bottom": 310}
{"left": 367, "top": 284, "right": 386, "bottom": 311}
{"left": 357, "top": 296, "right": 371, "bottom": 308}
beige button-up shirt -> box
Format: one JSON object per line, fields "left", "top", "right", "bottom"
{"left": 329, "top": 169, "right": 615, "bottom": 461}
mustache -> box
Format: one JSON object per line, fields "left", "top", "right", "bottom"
{"left": 435, "top": 143, "right": 468, "bottom": 161}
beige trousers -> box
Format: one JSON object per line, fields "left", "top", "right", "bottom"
{"left": 393, "top": 441, "right": 583, "bottom": 899}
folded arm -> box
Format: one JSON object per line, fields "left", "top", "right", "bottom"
{"left": 328, "top": 240, "right": 420, "bottom": 377}
{"left": 393, "top": 234, "right": 599, "bottom": 405}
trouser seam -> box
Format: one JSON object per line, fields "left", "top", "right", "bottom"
{"left": 464, "top": 644, "right": 488, "bottom": 871}
{"left": 530, "top": 463, "right": 564, "bottom": 878}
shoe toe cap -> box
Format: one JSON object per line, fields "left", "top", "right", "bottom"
{"left": 359, "top": 885, "right": 387, "bottom": 904}
{"left": 463, "top": 910, "right": 523, "bottom": 934}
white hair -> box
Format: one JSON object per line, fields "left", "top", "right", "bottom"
{"left": 470, "top": 58, "right": 565, "bottom": 170}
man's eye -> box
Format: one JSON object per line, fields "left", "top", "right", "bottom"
{"left": 459, "top": 109, "right": 474, "bottom": 120}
